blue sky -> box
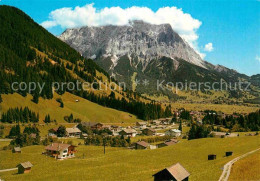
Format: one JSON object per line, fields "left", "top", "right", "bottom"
{"left": 1, "top": 0, "right": 259, "bottom": 76}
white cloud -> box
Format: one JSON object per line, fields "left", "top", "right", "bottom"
{"left": 41, "top": 4, "right": 204, "bottom": 57}
{"left": 256, "top": 55, "right": 260, "bottom": 62}
{"left": 41, "top": 21, "right": 57, "bottom": 28}
{"left": 204, "top": 43, "right": 214, "bottom": 52}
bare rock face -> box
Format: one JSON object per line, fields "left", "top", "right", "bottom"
{"left": 59, "top": 20, "right": 253, "bottom": 99}
{"left": 59, "top": 20, "right": 206, "bottom": 72}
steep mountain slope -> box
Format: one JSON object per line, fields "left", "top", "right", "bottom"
{"left": 60, "top": 20, "right": 206, "bottom": 70}
{"left": 60, "top": 21, "right": 259, "bottom": 100}
{"left": 0, "top": 6, "right": 171, "bottom": 120}
{"left": 1, "top": 92, "right": 140, "bottom": 124}
{"left": 0, "top": 5, "right": 107, "bottom": 97}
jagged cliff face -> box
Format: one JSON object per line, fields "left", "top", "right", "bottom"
{"left": 59, "top": 20, "right": 206, "bottom": 72}
{"left": 59, "top": 20, "right": 257, "bottom": 100}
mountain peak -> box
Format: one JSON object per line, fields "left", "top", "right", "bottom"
{"left": 60, "top": 20, "right": 206, "bottom": 69}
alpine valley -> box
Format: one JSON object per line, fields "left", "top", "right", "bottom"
{"left": 0, "top": 4, "right": 260, "bottom": 181}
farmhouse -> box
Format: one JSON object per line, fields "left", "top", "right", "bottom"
{"left": 152, "top": 120, "right": 161, "bottom": 125}
{"left": 153, "top": 163, "right": 190, "bottom": 181}
{"left": 165, "top": 129, "right": 182, "bottom": 137}
{"left": 66, "top": 127, "right": 82, "bottom": 137}
{"left": 82, "top": 122, "right": 103, "bottom": 130}
{"left": 119, "top": 129, "right": 137, "bottom": 137}
{"left": 157, "top": 139, "right": 179, "bottom": 148}
{"left": 44, "top": 143, "right": 77, "bottom": 159}
{"left": 136, "top": 121, "right": 147, "bottom": 128}
{"left": 135, "top": 141, "right": 150, "bottom": 149}
{"left": 142, "top": 128, "right": 156, "bottom": 136}
{"left": 102, "top": 125, "right": 112, "bottom": 130}
{"left": 17, "top": 161, "right": 33, "bottom": 174}
{"left": 12, "top": 147, "right": 21, "bottom": 153}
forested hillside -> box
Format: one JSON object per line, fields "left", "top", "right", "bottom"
{"left": 0, "top": 5, "right": 171, "bottom": 120}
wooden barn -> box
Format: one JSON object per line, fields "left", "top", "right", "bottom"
{"left": 17, "top": 161, "right": 33, "bottom": 174}
{"left": 153, "top": 163, "right": 190, "bottom": 181}
{"left": 208, "top": 154, "right": 217, "bottom": 160}
{"left": 157, "top": 139, "right": 178, "bottom": 148}
{"left": 12, "top": 147, "right": 21, "bottom": 153}
{"left": 226, "top": 151, "right": 233, "bottom": 157}
{"left": 82, "top": 122, "right": 103, "bottom": 130}
{"left": 135, "top": 141, "right": 150, "bottom": 150}
{"left": 142, "top": 128, "right": 156, "bottom": 136}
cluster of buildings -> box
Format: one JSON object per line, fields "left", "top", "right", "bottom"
{"left": 47, "top": 118, "right": 183, "bottom": 139}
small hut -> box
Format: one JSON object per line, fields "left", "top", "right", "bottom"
{"left": 153, "top": 163, "right": 190, "bottom": 181}
{"left": 12, "top": 147, "right": 21, "bottom": 153}
{"left": 17, "top": 161, "right": 33, "bottom": 174}
{"left": 226, "top": 151, "right": 233, "bottom": 157}
{"left": 208, "top": 154, "right": 217, "bottom": 160}
{"left": 135, "top": 141, "right": 150, "bottom": 150}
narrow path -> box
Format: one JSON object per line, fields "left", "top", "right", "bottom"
{"left": 218, "top": 148, "right": 260, "bottom": 181}
{"left": 0, "top": 168, "right": 17, "bottom": 173}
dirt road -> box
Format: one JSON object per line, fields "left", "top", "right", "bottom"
{"left": 218, "top": 148, "right": 260, "bottom": 181}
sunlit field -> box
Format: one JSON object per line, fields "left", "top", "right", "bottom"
{"left": 0, "top": 136, "right": 259, "bottom": 181}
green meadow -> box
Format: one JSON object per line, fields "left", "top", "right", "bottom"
{"left": 0, "top": 136, "right": 259, "bottom": 181}
{"left": 0, "top": 93, "right": 140, "bottom": 124}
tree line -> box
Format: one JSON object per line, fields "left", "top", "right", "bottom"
{"left": 78, "top": 91, "right": 172, "bottom": 120}
{"left": 0, "top": 107, "right": 39, "bottom": 123}
{"left": 202, "top": 110, "right": 260, "bottom": 131}
{"left": 7, "top": 125, "right": 41, "bottom": 147}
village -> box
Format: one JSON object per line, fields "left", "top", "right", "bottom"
{"left": 4, "top": 108, "right": 259, "bottom": 181}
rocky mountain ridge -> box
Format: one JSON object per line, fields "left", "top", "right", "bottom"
{"left": 59, "top": 20, "right": 206, "bottom": 71}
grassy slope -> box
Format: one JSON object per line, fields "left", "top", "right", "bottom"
{"left": 0, "top": 93, "right": 140, "bottom": 124}
{"left": 0, "top": 136, "right": 259, "bottom": 181}
{"left": 229, "top": 150, "right": 260, "bottom": 181}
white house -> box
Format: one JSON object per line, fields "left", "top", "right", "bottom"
{"left": 136, "top": 122, "right": 147, "bottom": 129}
{"left": 44, "top": 143, "right": 77, "bottom": 160}
{"left": 119, "top": 129, "right": 137, "bottom": 137}
{"left": 165, "top": 129, "right": 182, "bottom": 137}
{"left": 66, "top": 127, "right": 82, "bottom": 137}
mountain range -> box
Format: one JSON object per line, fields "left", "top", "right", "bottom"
{"left": 59, "top": 20, "right": 260, "bottom": 101}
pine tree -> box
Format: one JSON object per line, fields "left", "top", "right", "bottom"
{"left": 57, "top": 125, "right": 66, "bottom": 137}
{"left": 32, "top": 92, "right": 39, "bottom": 104}
{"left": 179, "top": 120, "right": 182, "bottom": 131}
{"left": 188, "top": 124, "right": 196, "bottom": 140}
{"left": 171, "top": 113, "right": 177, "bottom": 123}
{"left": 44, "top": 114, "right": 51, "bottom": 123}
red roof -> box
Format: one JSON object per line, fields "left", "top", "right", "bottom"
{"left": 45, "top": 143, "right": 75, "bottom": 151}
